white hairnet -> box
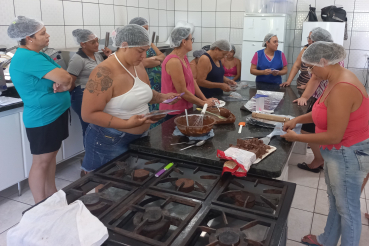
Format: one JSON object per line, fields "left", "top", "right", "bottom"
{"left": 231, "top": 44, "right": 236, "bottom": 53}
{"left": 210, "top": 40, "right": 231, "bottom": 51}
{"left": 193, "top": 49, "right": 206, "bottom": 58}
{"left": 301, "top": 41, "right": 346, "bottom": 67}
{"left": 72, "top": 29, "right": 97, "bottom": 45}
{"left": 170, "top": 27, "right": 191, "bottom": 48}
{"left": 262, "top": 33, "right": 277, "bottom": 47}
{"left": 111, "top": 25, "right": 150, "bottom": 48}
{"left": 7, "top": 16, "right": 44, "bottom": 41}
{"left": 310, "top": 27, "right": 333, "bottom": 42}
{"left": 129, "top": 17, "right": 148, "bottom": 27}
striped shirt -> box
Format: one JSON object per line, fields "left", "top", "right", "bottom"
{"left": 312, "top": 61, "right": 345, "bottom": 99}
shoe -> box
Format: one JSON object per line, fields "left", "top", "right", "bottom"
{"left": 297, "top": 162, "right": 321, "bottom": 173}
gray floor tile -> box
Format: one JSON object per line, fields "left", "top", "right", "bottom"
{"left": 55, "top": 159, "right": 82, "bottom": 182}
{"left": 0, "top": 198, "right": 30, "bottom": 233}
{"left": 287, "top": 208, "right": 313, "bottom": 242}
{"left": 291, "top": 185, "right": 317, "bottom": 212}
{"left": 286, "top": 239, "right": 304, "bottom": 245}
{"left": 314, "top": 189, "right": 329, "bottom": 216}
{"left": 288, "top": 165, "right": 320, "bottom": 189}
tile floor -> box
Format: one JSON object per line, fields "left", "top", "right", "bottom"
{"left": 0, "top": 152, "right": 368, "bottom": 246}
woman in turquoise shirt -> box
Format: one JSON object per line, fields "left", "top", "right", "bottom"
{"left": 8, "top": 16, "right": 72, "bottom": 203}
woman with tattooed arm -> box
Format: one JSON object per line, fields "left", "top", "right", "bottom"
{"left": 81, "top": 25, "right": 180, "bottom": 173}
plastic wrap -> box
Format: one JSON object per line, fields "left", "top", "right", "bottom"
{"left": 222, "top": 92, "right": 248, "bottom": 102}
{"left": 230, "top": 82, "right": 248, "bottom": 91}
{"left": 244, "top": 90, "right": 284, "bottom": 112}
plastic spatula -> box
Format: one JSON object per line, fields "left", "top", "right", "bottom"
{"left": 238, "top": 122, "right": 245, "bottom": 134}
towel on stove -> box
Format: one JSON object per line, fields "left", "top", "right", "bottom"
{"left": 7, "top": 190, "right": 108, "bottom": 246}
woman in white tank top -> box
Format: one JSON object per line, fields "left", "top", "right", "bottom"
{"left": 80, "top": 25, "right": 180, "bottom": 173}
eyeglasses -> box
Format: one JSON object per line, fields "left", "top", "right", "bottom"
{"left": 190, "top": 37, "right": 195, "bottom": 43}
{"left": 307, "top": 36, "right": 312, "bottom": 41}
{"left": 307, "top": 65, "right": 315, "bottom": 76}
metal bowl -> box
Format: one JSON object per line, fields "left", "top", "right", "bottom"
{"left": 174, "top": 114, "right": 216, "bottom": 137}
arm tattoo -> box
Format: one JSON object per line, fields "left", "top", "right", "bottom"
{"left": 85, "top": 66, "right": 113, "bottom": 95}
{"left": 107, "top": 116, "right": 114, "bottom": 127}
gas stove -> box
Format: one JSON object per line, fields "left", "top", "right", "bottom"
{"left": 32, "top": 150, "right": 295, "bottom": 246}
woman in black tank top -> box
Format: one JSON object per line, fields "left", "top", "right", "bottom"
{"left": 196, "top": 40, "right": 237, "bottom": 98}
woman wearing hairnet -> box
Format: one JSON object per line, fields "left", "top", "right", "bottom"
{"left": 222, "top": 44, "right": 241, "bottom": 81}
{"left": 189, "top": 49, "right": 206, "bottom": 80}
{"left": 250, "top": 33, "right": 288, "bottom": 84}
{"left": 281, "top": 42, "right": 369, "bottom": 246}
{"left": 196, "top": 40, "right": 237, "bottom": 98}
{"left": 160, "top": 27, "right": 216, "bottom": 120}
{"left": 7, "top": 16, "right": 72, "bottom": 203}
{"left": 81, "top": 25, "right": 180, "bottom": 173}
{"left": 129, "top": 17, "right": 165, "bottom": 128}
{"left": 67, "top": 29, "right": 112, "bottom": 142}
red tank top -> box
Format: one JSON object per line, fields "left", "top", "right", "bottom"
{"left": 223, "top": 65, "right": 237, "bottom": 77}
{"left": 160, "top": 54, "right": 195, "bottom": 115}
{"left": 312, "top": 82, "right": 369, "bottom": 150}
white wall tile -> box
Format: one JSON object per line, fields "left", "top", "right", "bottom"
{"left": 100, "top": 0, "right": 114, "bottom": 4}
{"left": 335, "top": 0, "right": 355, "bottom": 12}
{"left": 192, "top": 43, "right": 202, "bottom": 52}
{"left": 82, "top": 0, "right": 99, "bottom": 3}
{"left": 149, "top": 9, "right": 159, "bottom": 26}
{"left": 115, "top": 5, "right": 128, "bottom": 26}
{"left": 84, "top": 25, "right": 101, "bottom": 39}
{"left": 202, "top": 28, "right": 215, "bottom": 42}
{"left": 14, "top": 0, "right": 42, "bottom": 21}
{"left": 175, "top": 11, "right": 188, "bottom": 24}
{"left": 188, "top": 0, "right": 201, "bottom": 11}
{"left": 287, "top": 46, "right": 294, "bottom": 64}
{"left": 167, "top": 0, "right": 175, "bottom": 10}
{"left": 295, "top": 12, "right": 306, "bottom": 30}
{"left": 167, "top": 26, "right": 174, "bottom": 36}
{"left": 350, "top": 31, "right": 369, "bottom": 51}
{"left": 216, "top": 28, "right": 230, "bottom": 41}
{"left": 167, "top": 10, "right": 175, "bottom": 26}
{"left": 344, "top": 51, "right": 349, "bottom": 68}
{"left": 114, "top": 0, "right": 126, "bottom": 6}
{"left": 188, "top": 12, "right": 201, "bottom": 27}
{"left": 202, "top": 12, "right": 215, "bottom": 27}
{"left": 356, "top": 0, "right": 369, "bottom": 13}
{"left": 46, "top": 26, "right": 65, "bottom": 49}
{"left": 126, "top": 0, "right": 138, "bottom": 7}
{"left": 234, "top": 44, "right": 242, "bottom": 60}
{"left": 347, "top": 12, "right": 354, "bottom": 30}
{"left": 292, "top": 47, "right": 301, "bottom": 64}
{"left": 41, "top": 0, "right": 64, "bottom": 26}
{"left": 352, "top": 13, "right": 369, "bottom": 32}
{"left": 286, "top": 12, "right": 296, "bottom": 29}
{"left": 216, "top": 12, "right": 230, "bottom": 28}
{"left": 231, "top": 0, "right": 245, "bottom": 12}
{"left": 193, "top": 26, "right": 202, "bottom": 42}
{"left": 343, "top": 34, "right": 351, "bottom": 50}
{"left": 316, "top": 0, "right": 334, "bottom": 11}
{"left": 202, "top": 0, "right": 216, "bottom": 11}
{"left": 296, "top": 0, "right": 315, "bottom": 12}
{"left": 158, "top": 10, "right": 167, "bottom": 26}
{"left": 285, "top": 29, "right": 295, "bottom": 47}
{"left": 83, "top": 3, "right": 100, "bottom": 26}
{"left": 127, "top": 7, "right": 139, "bottom": 23}
{"left": 0, "top": 26, "right": 18, "bottom": 47}
{"left": 231, "top": 12, "right": 244, "bottom": 28}
{"left": 0, "top": 0, "right": 15, "bottom": 25}
{"left": 139, "top": 8, "right": 150, "bottom": 23}
{"left": 158, "top": 0, "right": 166, "bottom": 10}
{"left": 149, "top": 0, "right": 159, "bottom": 9}
{"left": 65, "top": 25, "right": 83, "bottom": 48}
{"left": 158, "top": 26, "right": 168, "bottom": 42}
{"left": 100, "top": 4, "right": 115, "bottom": 25}
{"left": 216, "top": 0, "right": 231, "bottom": 11}
{"left": 63, "top": 1, "right": 83, "bottom": 26}
{"left": 230, "top": 28, "right": 243, "bottom": 44}
{"left": 175, "top": 0, "right": 187, "bottom": 11}
{"left": 348, "top": 50, "right": 369, "bottom": 68}
{"left": 294, "top": 29, "right": 302, "bottom": 47}
{"left": 139, "top": 0, "right": 149, "bottom": 8}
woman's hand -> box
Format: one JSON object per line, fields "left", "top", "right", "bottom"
{"left": 271, "top": 70, "right": 280, "bottom": 76}
{"left": 126, "top": 115, "right": 155, "bottom": 128}
{"left": 280, "top": 81, "right": 291, "bottom": 87}
{"left": 293, "top": 97, "right": 308, "bottom": 106}
{"left": 220, "top": 83, "right": 231, "bottom": 92}
{"left": 161, "top": 92, "right": 182, "bottom": 105}
{"left": 53, "top": 83, "right": 69, "bottom": 93}
{"left": 264, "top": 69, "right": 272, "bottom": 75}
{"left": 283, "top": 119, "right": 297, "bottom": 131}
{"left": 101, "top": 47, "right": 112, "bottom": 57}
{"left": 204, "top": 98, "right": 216, "bottom": 107}
{"left": 225, "top": 80, "right": 237, "bottom": 86}
{"left": 281, "top": 129, "right": 299, "bottom": 142}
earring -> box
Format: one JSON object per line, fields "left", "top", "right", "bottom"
{"left": 30, "top": 41, "right": 33, "bottom": 42}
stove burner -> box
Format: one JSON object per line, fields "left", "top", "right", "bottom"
{"left": 214, "top": 228, "right": 240, "bottom": 246}
{"left": 175, "top": 178, "right": 195, "bottom": 193}
{"left": 133, "top": 169, "right": 150, "bottom": 182}
{"left": 133, "top": 206, "right": 171, "bottom": 239}
{"left": 78, "top": 193, "right": 111, "bottom": 216}
{"left": 79, "top": 193, "right": 100, "bottom": 206}
{"left": 234, "top": 191, "right": 256, "bottom": 208}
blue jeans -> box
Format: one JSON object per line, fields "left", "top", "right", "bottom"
{"left": 317, "top": 139, "right": 369, "bottom": 246}
{"left": 225, "top": 76, "right": 240, "bottom": 82}
{"left": 81, "top": 124, "right": 149, "bottom": 172}
{"left": 70, "top": 86, "right": 89, "bottom": 139}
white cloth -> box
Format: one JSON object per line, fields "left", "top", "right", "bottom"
{"left": 7, "top": 190, "right": 108, "bottom": 246}
{"left": 224, "top": 147, "right": 257, "bottom": 171}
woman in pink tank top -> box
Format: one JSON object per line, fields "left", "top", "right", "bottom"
{"left": 160, "top": 27, "right": 217, "bottom": 120}
{"left": 281, "top": 42, "right": 369, "bottom": 246}
{"left": 222, "top": 44, "right": 241, "bottom": 81}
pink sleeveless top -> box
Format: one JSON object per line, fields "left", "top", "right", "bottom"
{"left": 224, "top": 65, "right": 237, "bottom": 77}
{"left": 160, "top": 55, "right": 195, "bottom": 115}
{"left": 312, "top": 82, "right": 369, "bottom": 150}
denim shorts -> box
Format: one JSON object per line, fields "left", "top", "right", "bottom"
{"left": 81, "top": 124, "right": 148, "bottom": 172}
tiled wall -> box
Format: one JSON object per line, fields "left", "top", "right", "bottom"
{"left": 0, "top": 0, "right": 175, "bottom": 50}
{"left": 178, "top": 0, "right": 369, "bottom": 85}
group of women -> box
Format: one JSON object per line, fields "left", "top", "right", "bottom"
{"left": 7, "top": 14, "right": 369, "bottom": 246}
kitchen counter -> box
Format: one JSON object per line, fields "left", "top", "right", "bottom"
{"left": 130, "top": 82, "right": 308, "bottom": 178}
{"left": 0, "top": 86, "right": 23, "bottom": 113}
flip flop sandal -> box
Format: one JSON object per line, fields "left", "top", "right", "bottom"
{"left": 301, "top": 235, "right": 322, "bottom": 246}
{"left": 297, "top": 162, "right": 321, "bottom": 173}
